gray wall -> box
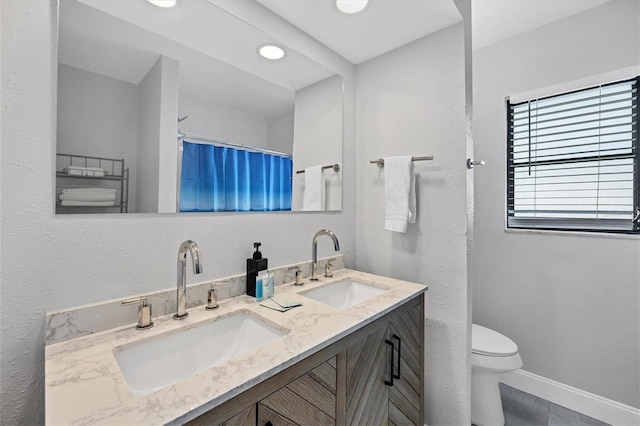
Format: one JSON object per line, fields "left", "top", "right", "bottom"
{"left": 355, "top": 23, "right": 470, "bottom": 426}
{"left": 0, "top": 1, "right": 356, "bottom": 423}
{"left": 472, "top": 0, "right": 640, "bottom": 408}
{"left": 57, "top": 63, "right": 139, "bottom": 212}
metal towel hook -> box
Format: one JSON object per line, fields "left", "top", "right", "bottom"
{"left": 467, "top": 158, "right": 486, "bottom": 169}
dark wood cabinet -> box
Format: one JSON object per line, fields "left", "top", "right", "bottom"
{"left": 345, "top": 325, "right": 390, "bottom": 424}
{"left": 345, "top": 303, "right": 424, "bottom": 426}
{"left": 258, "top": 358, "right": 337, "bottom": 425}
{"left": 388, "top": 304, "right": 424, "bottom": 425}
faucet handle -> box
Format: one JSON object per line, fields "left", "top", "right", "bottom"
{"left": 324, "top": 258, "right": 336, "bottom": 278}
{"left": 121, "top": 297, "right": 154, "bottom": 330}
{"left": 287, "top": 266, "right": 304, "bottom": 286}
{"left": 206, "top": 284, "right": 219, "bottom": 310}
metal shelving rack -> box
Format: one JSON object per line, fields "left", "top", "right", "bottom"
{"left": 55, "top": 153, "right": 129, "bottom": 214}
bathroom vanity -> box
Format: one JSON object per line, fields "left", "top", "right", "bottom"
{"left": 45, "top": 269, "right": 427, "bottom": 425}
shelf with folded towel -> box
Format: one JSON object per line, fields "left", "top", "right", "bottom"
{"left": 57, "top": 204, "right": 127, "bottom": 208}
{"left": 295, "top": 163, "right": 340, "bottom": 174}
{"left": 55, "top": 172, "right": 126, "bottom": 181}
{"left": 370, "top": 156, "right": 433, "bottom": 168}
{"left": 56, "top": 154, "right": 129, "bottom": 214}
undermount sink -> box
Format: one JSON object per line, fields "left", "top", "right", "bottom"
{"left": 300, "top": 278, "right": 387, "bottom": 309}
{"left": 113, "top": 310, "right": 288, "bottom": 395}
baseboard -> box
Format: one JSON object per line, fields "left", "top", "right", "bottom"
{"left": 499, "top": 369, "right": 640, "bottom": 426}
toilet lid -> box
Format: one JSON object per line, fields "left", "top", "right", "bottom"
{"left": 472, "top": 324, "right": 518, "bottom": 356}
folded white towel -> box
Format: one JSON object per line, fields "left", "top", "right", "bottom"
{"left": 302, "top": 166, "right": 325, "bottom": 211}
{"left": 384, "top": 156, "right": 416, "bottom": 233}
{"left": 65, "top": 166, "right": 106, "bottom": 177}
{"left": 60, "top": 200, "right": 116, "bottom": 206}
{"left": 62, "top": 188, "right": 115, "bottom": 193}
{"left": 60, "top": 188, "right": 117, "bottom": 202}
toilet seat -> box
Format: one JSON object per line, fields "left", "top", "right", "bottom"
{"left": 472, "top": 324, "right": 518, "bottom": 357}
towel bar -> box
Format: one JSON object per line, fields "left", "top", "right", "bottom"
{"left": 370, "top": 156, "right": 434, "bottom": 168}
{"left": 296, "top": 164, "right": 341, "bottom": 174}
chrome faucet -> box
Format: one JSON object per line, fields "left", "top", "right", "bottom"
{"left": 311, "top": 229, "right": 340, "bottom": 281}
{"left": 175, "top": 240, "right": 202, "bottom": 320}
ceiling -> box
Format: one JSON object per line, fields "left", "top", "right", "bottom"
{"left": 59, "top": 0, "right": 338, "bottom": 119}
{"left": 59, "top": 0, "right": 613, "bottom": 118}
{"left": 257, "top": 0, "right": 612, "bottom": 60}
{"left": 256, "top": 0, "right": 462, "bottom": 64}
{"left": 472, "top": 0, "right": 612, "bottom": 50}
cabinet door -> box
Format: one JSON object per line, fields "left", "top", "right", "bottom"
{"left": 258, "top": 358, "right": 337, "bottom": 425}
{"left": 388, "top": 304, "right": 423, "bottom": 426}
{"left": 345, "top": 302, "right": 424, "bottom": 426}
{"left": 345, "top": 326, "right": 390, "bottom": 425}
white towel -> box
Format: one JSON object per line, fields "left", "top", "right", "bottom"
{"left": 384, "top": 156, "right": 416, "bottom": 233}
{"left": 60, "top": 188, "right": 117, "bottom": 202}
{"left": 302, "top": 166, "right": 325, "bottom": 211}
{"left": 61, "top": 187, "right": 115, "bottom": 193}
{"left": 60, "top": 200, "right": 116, "bottom": 206}
{"left": 65, "top": 166, "right": 106, "bottom": 177}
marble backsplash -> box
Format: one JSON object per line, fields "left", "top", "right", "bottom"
{"left": 45, "top": 255, "right": 344, "bottom": 345}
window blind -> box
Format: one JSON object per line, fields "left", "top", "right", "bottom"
{"left": 507, "top": 77, "right": 639, "bottom": 233}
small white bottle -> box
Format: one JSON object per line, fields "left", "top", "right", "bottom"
{"left": 266, "top": 271, "right": 275, "bottom": 298}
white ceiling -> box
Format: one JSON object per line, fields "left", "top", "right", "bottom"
{"left": 59, "top": 0, "right": 338, "bottom": 120}
{"left": 59, "top": 0, "right": 614, "bottom": 119}
{"left": 257, "top": 0, "right": 613, "bottom": 60}
{"left": 257, "top": 0, "right": 462, "bottom": 64}
{"left": 472, "top": 0, "right": 612, "bottom": 50}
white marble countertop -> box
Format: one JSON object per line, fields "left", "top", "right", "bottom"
{"left": 45, "top": 269, "right": 427, "bottom": 425}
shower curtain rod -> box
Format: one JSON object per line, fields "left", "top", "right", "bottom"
{"left": 178, "top": 133, "right": 292, "bottom": 158}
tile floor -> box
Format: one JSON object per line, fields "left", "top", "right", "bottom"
{"left": 499, "top": 383, "right": 611, "bottom": 426}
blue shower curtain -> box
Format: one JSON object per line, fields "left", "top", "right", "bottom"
{"left": 179, "top": 141, "right": 292, "bottom": 212}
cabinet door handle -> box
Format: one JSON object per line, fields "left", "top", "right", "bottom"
{"left": 265, "top": 422, "right": 273, "bottom": 426}
{"left": 392, "top": 334, "right": 401, "bottom": 380}
{"left": 384, "top": 339, "right": 394, "bottom": 386}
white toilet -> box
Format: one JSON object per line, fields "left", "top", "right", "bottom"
{"left": 471, "top": 324, "right": 523, "bottom": 426}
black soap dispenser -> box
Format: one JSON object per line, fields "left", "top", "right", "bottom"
{"left": 246, "top": 242, "right": 268, "bottom": 297}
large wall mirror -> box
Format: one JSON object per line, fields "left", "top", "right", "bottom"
{"left": 56, "top": 0, "right": 343, "bottom": 214}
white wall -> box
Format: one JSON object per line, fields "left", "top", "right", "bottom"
{"left": 0, "top": 1, "right": 356, "bottom": 424}
{"left": 291, "top": 75, "right": 343, "bottom": 211}
{"left": 267, "top": 112, "right": 295, "bottom": 155}
{"left": 178, "top": 94, "right": 271, "bottom": 148}
{"left": 57, "top": 63, "right": 138, "bottom": 211}
{"left": 136, "top": 55, "right": 179, "bottom": 214}
{"left": 355, "top": 23, "right": 469, "bottom": 426}
{"left": 157, "top": 56, "right": 179, "bottom": 214}
{"left": 473, "top": 0, "right": 640, "bottom": 408}
{"left": 136, "top": 56, "right": 163, "bottom": 213}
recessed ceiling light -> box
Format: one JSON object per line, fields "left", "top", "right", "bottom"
{"left": 147, "top": 0, "right": 177, "bottom": 8}
{"left": 258, "top": 44, "right": 286, "bottom": 60}
{"left": 336, "top": 0, "right": 368, "bottom": 14}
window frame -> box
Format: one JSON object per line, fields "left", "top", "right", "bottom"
{"left": 506, "top": 76, "right": 639, "bottom": 235}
